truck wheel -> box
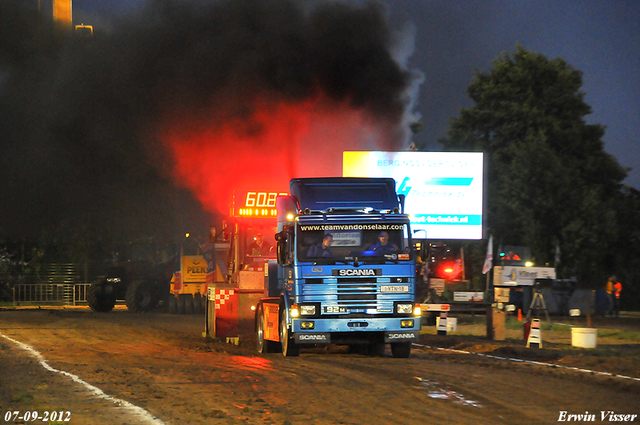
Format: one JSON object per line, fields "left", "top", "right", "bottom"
{"left": 184, "top": 294, "right": 194, "bottom": 314}
{"left": 193, "top": 293, "right": 204, "bottom": 314}
{"left": 280, "top": 312, "right": 300, "bottom": 357}
{"left": 199, "top": 293, "right": 207, "bottom": 314}
{"left": 169, "top": 295, "right": 178, "bottom": 314}
{"left": 87, "top": 280, "right": 116, "bottom": 312}
{"left": 177, "top": 294, "right": 188, "bottom": 314}
{"left": 156, "top": 284, "right": 170, "bottom": 312}
{"left": 256, "top": 304, "right": 277, "bottom": 353}
{"left": 391, "top": 342, "right": 412, "bottom": 358}
{"left": 125, "top": 280, "right": 156, "bottom": 312}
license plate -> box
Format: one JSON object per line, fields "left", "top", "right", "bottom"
{"left": 381, "top": 285, "right": 409, "bottom": 293}
{"left": 323, "top": 306, "right": 348, "bottom": 313}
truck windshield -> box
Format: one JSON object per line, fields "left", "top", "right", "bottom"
{"left": 297, "top": 223, "right": 411, "bottom": 263}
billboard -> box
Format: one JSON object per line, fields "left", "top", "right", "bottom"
{"left": 493, "top": 266, "right": 556, "bottom": 286}
{"left": 343, "top": 151, "right": 484, "bottom": 240}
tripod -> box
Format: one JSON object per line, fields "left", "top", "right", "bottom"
{"left": 525, "top": 285, "right": 552, "bottom": 326}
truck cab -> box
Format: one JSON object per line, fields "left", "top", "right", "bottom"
{"left": 255, "top": 178, "right": 421, "bottom": 357}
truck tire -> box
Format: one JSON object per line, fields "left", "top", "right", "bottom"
{"left": 391, "top": 342, "right": 412, "bottom": 358}
{"left": 125, "top": 280, "right": 157, "bottom": 312}
{"left": 177, "top": 294, "right": 186, "bottom": 314}
{"left": 86, "top": 280, "right": 116, "bottom": 312}
{"left": 169, "top": 295, "right": 178, "bottom": 314}
{"left": 280, "top": 312, "right": 300, "bottom": 357}
{"left": 193, "top": 293, "right": 204, "bottom": 314}
{"left": 199, "top": 293, "right": 206, "bottom": 314}
{"left": 256, "top": 304, "right": 278, "bottom": 353}
{"left": 184, "top": 294, "right": 194, "bottom": 314}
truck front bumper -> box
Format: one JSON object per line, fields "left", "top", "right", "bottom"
{"left": 291, "top": 317, "right": 420, "bottom": 344}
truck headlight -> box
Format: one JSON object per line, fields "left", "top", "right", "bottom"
{"left": 396, "top": 303, "right": 413, "bottom": 314}
{"left": 300, "top": 305, "right": 316, "bottom": 316}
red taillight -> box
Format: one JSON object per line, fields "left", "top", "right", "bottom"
{"left": 438, "top": 262, "right": 460, "bottom": 280}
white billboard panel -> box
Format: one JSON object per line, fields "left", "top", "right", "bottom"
{"left": 343, "top": 151, "right": 484, "bottom": 240}
{"left": 493, "top": 266, "right": 556, "bottom": 286}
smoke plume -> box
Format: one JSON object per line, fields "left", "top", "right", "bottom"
{"left": 0, "top": 0, "right": 421, "bottom": 241}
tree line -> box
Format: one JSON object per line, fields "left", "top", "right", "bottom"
{"left": 437, "top": 45, "right": 640, "bottom": 310}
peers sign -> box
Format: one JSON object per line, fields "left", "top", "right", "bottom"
{"left": 343, "top": 151, "right": 484, "bottom": 240}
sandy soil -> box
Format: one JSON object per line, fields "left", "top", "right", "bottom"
{"left": 0, "top": 307, "right": 638, "bottom": 425}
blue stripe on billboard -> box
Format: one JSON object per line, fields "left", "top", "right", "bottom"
{"left": 425, "top": 177, "right": 473, "bottom": 186}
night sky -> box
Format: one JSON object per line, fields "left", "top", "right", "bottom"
{"left": 381, "top": 0, "right": 640, "bottom": 189}
{"left": 72, "top": 0, "right": 640, "bottom": 189}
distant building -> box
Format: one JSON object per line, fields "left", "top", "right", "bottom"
{"left": 52, "top": 0, "right": 72, "bottom": 26}
{"left": 75, "top": 24, "right": 94, "bottom": 38}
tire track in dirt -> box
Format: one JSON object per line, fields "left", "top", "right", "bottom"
{"left": 0, "top": 332, "right": 167, "bottom": 425}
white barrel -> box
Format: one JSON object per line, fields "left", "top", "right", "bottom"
{"left": 571, "top": 328, "right": 597, "bottom": 348}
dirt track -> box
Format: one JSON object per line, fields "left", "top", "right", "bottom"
{"left": 1, "top": 308, "right": 638, "bottom": 425}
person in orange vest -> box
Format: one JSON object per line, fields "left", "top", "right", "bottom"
{"left": 504, "top": 250, "right": 521, "bottom": 260}
{"left": 605, "top": 276, "right": 615, "bottom": 317}
{"left": 612, "top": 276, "right": 622, "bottom": 318}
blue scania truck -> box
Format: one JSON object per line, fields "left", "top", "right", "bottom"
{"left": 255, "top": 177, "right": 421, "bottom": 357}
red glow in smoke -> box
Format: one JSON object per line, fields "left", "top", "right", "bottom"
{"left": 160, "top": 93, "right": 396, "bottom": 215}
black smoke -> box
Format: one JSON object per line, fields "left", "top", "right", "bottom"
{"left": 0, "top": 0, "right": 420, "bottom": 244}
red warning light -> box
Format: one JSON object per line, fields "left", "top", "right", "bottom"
{"left": 439, "top": 262, "right": 461, "bottom": 280}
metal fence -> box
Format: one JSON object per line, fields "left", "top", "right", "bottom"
{"left": 13, "top": 283, "right": 92, "bottom": 306}
{"left": 7, "top": 262, "right": 94, "bottom": 307}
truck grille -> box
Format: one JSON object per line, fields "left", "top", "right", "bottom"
{"left": 301, "top": 276, "right": 411, "bottom": 314}
{"left": 336, "top": 278, "right": 378, "bottom": 283}
{"left": 336, "top": 281, "right": 377, "bottom": 307}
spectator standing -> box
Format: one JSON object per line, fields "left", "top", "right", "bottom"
{"left": 605, "top": 277, "right": 615, "bottom": 317}
{"left": 613, "top": 277, "right": 622, "bottom": 318}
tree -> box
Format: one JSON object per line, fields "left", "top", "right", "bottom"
{"left": 439, "top": 45, "right": 627, "bottom": 283}
{"left": 610, "top": 186, "right": 640, "bottom": 310}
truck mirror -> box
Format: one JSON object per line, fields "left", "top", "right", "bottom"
{"left": 276, "top": 239, "right": 286, "bottom": 265}
{"left": 276, "top": 229, "right": 290, "bottom": 265}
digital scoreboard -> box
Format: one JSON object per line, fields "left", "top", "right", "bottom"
{"left": 232, "top": 191, "right": 288, "bottom": 218}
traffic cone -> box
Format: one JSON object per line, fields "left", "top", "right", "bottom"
{"left": 437, "top": 312, "right": 448, "bottom": 335}
{"left": 526, "top": 319, "right": 542, "bottom": 348}
{"left": 518, "top": 309, "right": 523, "bottom": 321}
